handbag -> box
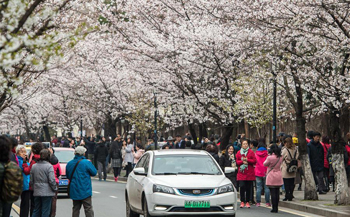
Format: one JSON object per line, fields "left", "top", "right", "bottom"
{"left": 67, "top": 159, "right": 83, "bottom": 197}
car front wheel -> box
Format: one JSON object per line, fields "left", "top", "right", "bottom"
{"left": 126, "top": 197, "right": 139, "bottom": 217}
{"left": 143, "top": 197, "right": 152, "bottom": 217}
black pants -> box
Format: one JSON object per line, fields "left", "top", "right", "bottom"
{"left": 283, "top": 178, "right": 295, "bottom": 200}
{"left": 97, "top": 161, "right": 107, "bottom": 180}
{"left": 113, "top": 167, "right": 121, "bottom": 177}
{"left": 2, "top": 202, "right": 12, "bottom": 217}
{"left": 313, "top": 171, "right": 326, "bottom": 192}
{"left": 126, "top": 162, "right": 133, "bottom": 177}
{"left": 239, "top": 181, "right": 253, "bottom": 203}
{"left": 269, "top": 187, "right": 280, "bottom": 212}
{"left": 324, "top": 168, "right": 330, "bottom": 191}
{"left": 20, "top": 190, "right": 34, "bottom": 217}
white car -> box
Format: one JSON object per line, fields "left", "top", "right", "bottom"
{"left": 125, "top": 150, "right": 237, "bottom": 217}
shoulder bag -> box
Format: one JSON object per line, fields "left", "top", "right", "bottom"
{"left": 68, "top": 159, "right": 83, "bottom": 197}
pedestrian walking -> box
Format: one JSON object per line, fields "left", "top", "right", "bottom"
{"left": 66, "top": 146, "right": 97, "bottom": 217}
{"left": 94, "top": 139, "right": 108, "bottom": 181}
{"left": 236, "top": 139, "right": 257, "bottom": 208}
{"left": 255, "top": 139, "right": 270, "bottom": 207}
{"left": 281, "top": 137, "right": 299, "bottom": 201}
{"left": 264, "top": 144, "right": 283, "bottom": 213}
{"left": 124, "top": 139, "right": 134, "bottom": 177}
{"left": 109, "top": 141, "right": 122, "bottom": 182}
{"left": 132, "top": 144, "right": 145, "bottom": 165}
{"left": 30, "top": 149, "right": 57, "bottom": 217}
{"left": 219, "top": 144, "right": 238, "bottom": 189}
{"left": 16, "top": 145, "right": 34, "bottom": 217}
{"left": 307, "top": 131, "right": 327, "bottom": 194}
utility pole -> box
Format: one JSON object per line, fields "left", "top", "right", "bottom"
{"left": 273, "top": 73, "right": 277, "bottom": 145}
{"left": 80, "top": 106, "right": 83, "bottom": 139}
{"left": 154, "top": 91, "right": 158, "bottom": 150}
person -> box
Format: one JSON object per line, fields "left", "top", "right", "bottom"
{"left": 346, "top": 132, "right": 350, "bottom": 185}
{"left": 307, "top": 131, "right": 327, "bottom": 194}
{"left": 109, "top": 141, "right": 122, "bottom": 182}
{"left": 132, "top": 144, "right": 145, "bottom": 165}
{"left": 206, "top": 144, "right": 219, "bottom": 163}
{"left": 250, "top": 140, "right": 258, "bottom": 153}
{"left": 145, "top": 139, "right": 155, "bottom": 151}
{"left": 306, "top": 130, "right": 314, "bottom": 144}
{"left": 264, "top": 144, "right": 283, "bottom": 213}
{"left": 84, "top": 137, "right": 96, "bottom": 166}
{"left": 9, "top": 137, "right": 19, "bottom": 165}
{"left": 17, "top": 145, "right": 34, "bottom": 217}
{"left": 321, "top": 136, "right": 331, "bottom": 192}
{"left": 124, "top": 138, "right": 134, "bottom": 177}
{"left": 236, "top": 139, "right": 256, "bottom": 208}
{"left": 166, "top": 136, "right": 175, "bottom": 149}
{"left": 30, "top": 149, "right": 57, "bottom": 217}
{"left": 49, "top": 148, "right": 61, "bottom": 217}
{"left": 281, "top": 137, "right": 299, "bottom": 201}
{"left": 66, "top": 146, "right": 97, "bottom": 217}
{"left": 327, "top": 142, "right": 349, "bottom": 192}
{"left": 219, "top": 144, "right": 237, "bottom": 189}
{"left": 255, "top": 139, "right": 270, "bottom": 207}
{"left": 0, "top": 136, "right": 11, "bottom": 217}
{"left": 174, "top": 135, "right": 186, "bottom": 149}
{"left": 94, "top": 139, "right": 108, "bottom": 181}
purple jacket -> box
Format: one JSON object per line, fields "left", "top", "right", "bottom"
{"left": 263, "top": 154, "right": 283, "bottom": 187}
{"left": 255, "top": 147, "right": 268, "bottom": 177}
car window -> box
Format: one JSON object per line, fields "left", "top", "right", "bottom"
{"left": 152, "top": 154, "right": 222, "bottom": 175}
{"left": 54, "top": 150, "right": 75, "bottom": 163}
{"left": 136, "top": 154, "right": 148, "bottom": 169}
{"left": 144, "top": 155, "right": 150, "bottom": 173}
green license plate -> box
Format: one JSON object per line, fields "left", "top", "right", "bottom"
{"left": 184, "top": 201, "right": 210, "bottom": 208}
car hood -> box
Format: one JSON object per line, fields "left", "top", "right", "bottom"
{"left": 150, "top": 175, "right": 230, "bottom": 189}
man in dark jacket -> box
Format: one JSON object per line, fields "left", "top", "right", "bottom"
{"left": 94, "top": 139, "right": 108, "bottom": 181}
{"left": 307, "top": 131, "right": 327, "bottom": 194}
{"left": 174, "top": 135, "right": 186, "bottom": 149}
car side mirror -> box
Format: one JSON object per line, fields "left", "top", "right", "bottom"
{"left": 134, "top": 167, "right": 147, "bottom": 176}
{"left": 224, "top": 167, "right": 235, "bottom": 174}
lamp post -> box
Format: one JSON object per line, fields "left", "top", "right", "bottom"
{"left": 80, "top": 106, "right": 83, "bottom": 138}
{"left": 154, "top": 91, "right": 158, "bottom": 150}
{"left": 272, "top": 58, "right": 278, "bottom": 145}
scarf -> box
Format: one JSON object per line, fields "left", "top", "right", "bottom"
{"left": 239, "top": 147, "right": 249, "bottom": 173}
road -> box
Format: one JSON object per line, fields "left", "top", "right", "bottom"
{"left": 12, "top": 178, "right": 323, "bottom": 217}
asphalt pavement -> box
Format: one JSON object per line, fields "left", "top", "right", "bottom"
{"left": 11, "top": 178, "right": 324, "bottom": 217}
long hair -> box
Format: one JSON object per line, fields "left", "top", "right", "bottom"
{"left": 0, "top": 136, "right": 10, "bottom": 162}
{"left": 269, "top": 144, "right": 281, "bottom": 157}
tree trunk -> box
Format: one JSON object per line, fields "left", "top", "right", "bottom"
{"left": 330, "top": 109, "right": 349, "bottom": 204}
{"left": 104, "top": 114, "right": 117, "bottom": 138}
{"left": 43, "top": 125, "right": 51, "bottom": 142}
{"left": 244, "top": 120, "right": 250, "bottom": 138}
{"left": 220, "top": 123, "right": 234, "bottom": 151}
{"left": 188, "top": 122, "right": 197, "bottom": 145}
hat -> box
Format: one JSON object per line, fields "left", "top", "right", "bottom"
{"left": 75, "top": 146, "right": 87, "bottom": 155}
{"left": 167, "top": 136, "right": 174, "bottom": 141}
{"left": 292, "top": 137, "right": 298, "bottom": 144}
{"left": 278, "top": 132, "right": 285, "bottom": 137}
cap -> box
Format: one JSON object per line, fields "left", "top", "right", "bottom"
{"left": 75, "top": 146, "right": 87, "bottom": 155}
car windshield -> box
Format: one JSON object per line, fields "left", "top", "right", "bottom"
{"left": 152, "top": 154, "right": 222, "bottom": 175}
{"left": 54, "top": 150, "right": 75, "bottom": 163}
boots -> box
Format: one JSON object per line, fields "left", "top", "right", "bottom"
{"left": 271, "top": 204, "right": 278, "bottom": 213}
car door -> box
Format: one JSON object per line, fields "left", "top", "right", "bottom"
{"left": 129, "top": 154, "right": 148, "bottom": 208}
{"left": 134, "top": 154, "right": 150, "bottom": 210}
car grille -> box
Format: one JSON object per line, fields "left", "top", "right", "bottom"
{"left": 169, "top": 207, "right": 223, "bottom": 212}
{"left": 178, "top": 189, "right": 214, "bottom": 196}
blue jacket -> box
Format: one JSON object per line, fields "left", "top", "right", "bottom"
{"left": 18, "top": 156, "right": 30, "bottom": 191}
{"left": 66, "top": 155, "right": 97, "bottom": 200}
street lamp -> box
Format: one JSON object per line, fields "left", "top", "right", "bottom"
{"left": 154, "top": 91, "right": 158, "bottom": 149}
{"left": 80, "top": 106, "right": 83, "bottom": 138}
{"left": 272, "top": 58, "right": 279, "bottom": 145}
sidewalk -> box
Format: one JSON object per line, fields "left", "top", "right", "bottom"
{"left": 259, "top": 188, "right": 350, "bottom": 217}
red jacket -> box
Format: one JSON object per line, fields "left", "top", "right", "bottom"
{"left": 236, "top": 149, "right": 256, "bottom": 181}
{"left": 321, "top": 142, "right": 331, "bottom": 169}
{"left": 346, "top": 144, "right": 350, "bottom": 166}
{"left": 22, "top": 154, "right": 40, "bottom": 175}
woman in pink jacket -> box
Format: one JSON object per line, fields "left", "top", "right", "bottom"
{"left": 132, "top": 144, "right": 145, "bottom": 165}
{"left": 264, "top": 144, "right": 283, "bottom": 213}
{"left": 255, "top": 139, "right": 270, "bottom": 207}
{"left": 236, "top": 139, "right": 257, "bottom": 208}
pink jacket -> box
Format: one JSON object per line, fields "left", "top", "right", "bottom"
{"left": 236, "top": 149, "right": 257, "bottom": 181}
{"left": 263, "top": 154, "right": 283, "bottom": 187}
{"left": 52, "top": 163, "right": 61, "bottom": 184}
{"left": 255, "top": 148, "right": 268, "bottom": 177}
{"left": 133, "top": 149, "right": 145, "bottom": 164}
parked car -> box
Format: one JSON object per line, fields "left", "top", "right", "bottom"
{"left": 125, "top": 149, "right": 237, "bottom": 217}
{"left": 53, "top": 147, "right": 75, "bottom": 194}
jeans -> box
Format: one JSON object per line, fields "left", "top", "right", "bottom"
{"left": 20, "top": 190, "right": 34, "bottom": 217}
{"left": 97, "top": 161, "right": 107, "bottom": 180}
{"left": 269, "top": 188, "right": 280, "bottom": 212}
{"left": 256, "top": 176, "right": 270, "bottom": 203}
{"left": 283, "top": 178, "right": 295, "bottom": 200}
{"left": 313, "top": 171, "right": 326, "bottom": 192}
{"left": 72, "top": 197, "right": 94, "bottom": 217}
{"left": 32, "top": 196, "right": 52, "bottom": 217}
{"left": 239, "top": 181, "right": 253, "bottom": 203}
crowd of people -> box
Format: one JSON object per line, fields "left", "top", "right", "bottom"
{"left": 0, "top": 130, "right": 349, "bottom": 216}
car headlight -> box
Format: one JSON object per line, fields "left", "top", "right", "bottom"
{"left": 153, "top": 184, "right": 175, "bottom": 194}
{"left": 217, "top": 184, "right": 234, "bottom": 194}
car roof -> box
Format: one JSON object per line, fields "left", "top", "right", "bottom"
{"left": 53, "top": 147, "right": 74, "bottom": 151}
{"left": 151, "top": 149, "right": 209, "bottom": 156}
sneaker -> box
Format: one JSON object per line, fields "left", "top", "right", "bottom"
{"left": 256, "top": 203, "right": 260, "bottom": 207}
{"left": 115, "top": 177, "right": 118, "bottom": 182}
{"left": 246, "top": 202, "right": 250, "bottom": 208}
{"left": 266, "top": 203, "right": 271, "bottom": 207}
{"left": 240, "top": 202, "right": 245, "bottom": 208}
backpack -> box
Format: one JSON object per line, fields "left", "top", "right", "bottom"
{"left": 1, "top": 161, "right": 23, "bottom": 203}
{"left": 286, "top": 149, "right": 298, "bottom": 173}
